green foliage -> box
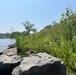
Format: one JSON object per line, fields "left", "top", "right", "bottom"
{"left": 16, "top": 7, "right": 76, "bottom": 74}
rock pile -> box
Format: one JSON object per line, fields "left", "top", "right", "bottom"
{"left": 0, "top": 45, "right": 67, "bottom": 75}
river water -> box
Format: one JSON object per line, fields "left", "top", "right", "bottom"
{"left": 0, "top": 39, "right": 16, "bottom": 50}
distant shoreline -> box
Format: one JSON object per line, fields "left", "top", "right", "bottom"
{"left": 0, "top": 33, "right": 11, "bottom": 38}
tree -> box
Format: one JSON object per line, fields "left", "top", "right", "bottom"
{"left": 10, "top": 31, "right": 21, "bottom": 38}
{"left": 22, "top": 21, "right": 36, "bottom": 35}
{"left": 10, "top": 26, "right": 14, "bottom": 38}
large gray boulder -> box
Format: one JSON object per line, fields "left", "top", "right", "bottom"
{"left": 0, "top": 47, "right": 21, "bottom": 75}
{"left": 12, "top": 52, "right": 67, "bottom": 75}
{"left": 0, "top": 55, "right": 21, "bottom": 75}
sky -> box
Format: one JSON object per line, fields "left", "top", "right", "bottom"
{"left": 0, "top": 0, "right": 76, "bottom": 33}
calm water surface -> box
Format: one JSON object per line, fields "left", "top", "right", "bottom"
{"left": 0, "top": 39, "right": 16, "bottom": 50}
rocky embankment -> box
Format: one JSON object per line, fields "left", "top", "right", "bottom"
{"left": 0, "top": 44, "right": 67, "bottom": 75}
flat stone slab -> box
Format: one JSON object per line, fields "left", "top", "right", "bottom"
{"left": 0, "top": 55, "right": 21, "bottom": 63}
{"left": 20, "top": 52, "right": 60, "bottom": 71}
{"left": 3, "top": 47, "right": 17, "bottom": 56}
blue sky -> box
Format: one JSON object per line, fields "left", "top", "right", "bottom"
{"left": 0, "top": 0, "right": 76, "bottom": 33}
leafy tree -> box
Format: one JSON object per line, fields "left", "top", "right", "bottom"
{"left": 22, "top": 21, "right": 36, "bottom": 35}
{"left": 21, "top": 31, "right": 27, "bottom": 36}
{"left": 10, "top": 31, "right": 21, "bottom": 38}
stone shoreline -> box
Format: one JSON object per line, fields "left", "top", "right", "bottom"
{"left": 0, "top": 44, "right": 67, "bottom": 75}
